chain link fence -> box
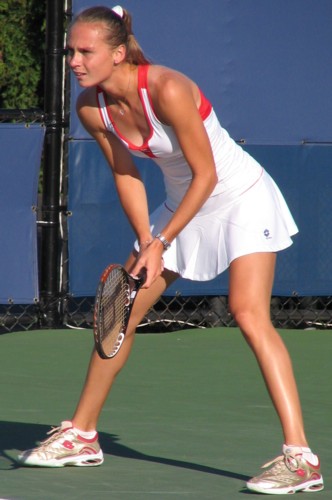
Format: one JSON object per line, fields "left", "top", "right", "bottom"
{"left": 63, "top": 294, "right": 332, "bottom": 332}
{"left": 2, "top": 294, "right": 332, "bottom": 335}
{"left": 1, "top": 110, "right": 332, "bottom": 335}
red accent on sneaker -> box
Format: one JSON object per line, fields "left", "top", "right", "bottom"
{"left": 79, "top": 446, "right": 98, "bottom": 456}
{"left": 62, "top": 440, "right": 74, "bottom": 450}
{"left": 77, "top": 433, "right": 98, "bottom": 443}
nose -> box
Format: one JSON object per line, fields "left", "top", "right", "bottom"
{"left": 67, "top": 50, "right": 81, "bottom": 68}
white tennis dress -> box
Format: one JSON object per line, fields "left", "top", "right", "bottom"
{"left": 96, "top": 65, "right": 298, "bottom": 281}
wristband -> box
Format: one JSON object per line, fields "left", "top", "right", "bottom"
{"left": 155, "top": 233, "right": 171, "bottom": 251}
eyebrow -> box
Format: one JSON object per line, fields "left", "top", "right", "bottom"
{"left": 65, "top": 44, "right": 95, "bottom": 51}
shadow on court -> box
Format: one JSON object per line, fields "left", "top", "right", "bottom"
{"left": 0, "top": 420, "right": 249, "bottom": 484}
{"left": 0, "top": 328, "right": 331, "bottom": 499}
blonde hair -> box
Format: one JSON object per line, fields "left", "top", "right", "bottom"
{"left": 71, "top": 5, "right": 151, "bottom": 65}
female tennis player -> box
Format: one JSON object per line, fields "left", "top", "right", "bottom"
{"left": 19, "top": 5, "right": 323, "bottom": 495}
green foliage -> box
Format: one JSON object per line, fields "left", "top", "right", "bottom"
{"left": 0, "top": 0, "right": 45, "bottom": 108}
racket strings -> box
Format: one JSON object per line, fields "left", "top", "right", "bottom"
{"left": 100, "top": 271, "right": 129, "bottom": 347}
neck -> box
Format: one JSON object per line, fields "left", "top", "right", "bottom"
{"left": 101, "top": 63, "right": 135, "bottom": 102}
{"left": 106, "top": 64, "right": 137, "bottom": 116}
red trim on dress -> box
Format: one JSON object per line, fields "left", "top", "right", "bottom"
{"left": 95, "top": 66, "right": 212, "bottom": 158}
{"left": 96, "top": 86, "right": 107, "bottom": 127}
{"left": 96, "top": 68, "right": 155, "bottom": 157}
{"left": 199, "top": 89, "right": 212, "bottom": 120}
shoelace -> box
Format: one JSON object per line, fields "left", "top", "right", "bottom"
{"left": 261, "top": 452, "right": 305, "bottom": 479}
{"left": 258, "top": 455, "right": 302, "bottom": 485}
{"left": 262, "top": 453, "right": 301, "bottom": 471}
{"left": 35, "top": 424, "right": 73, "bottom": 449}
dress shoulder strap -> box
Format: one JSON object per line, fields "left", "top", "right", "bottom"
{"left": 137, "top": 65, "right": 149, "bottom": 89}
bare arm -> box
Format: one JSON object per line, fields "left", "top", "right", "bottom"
{"left": 76, "top": 90, "right": 152, "bottom": 247}
{"left": 130, "top": 68, "right": 218, "bottom": 282}
{"left": 153, "top": 69, "right": 218, "bottom": 241}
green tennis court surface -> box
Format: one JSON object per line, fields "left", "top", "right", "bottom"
{"left": 0, "top": 328, "right": 331, "bottom": 499}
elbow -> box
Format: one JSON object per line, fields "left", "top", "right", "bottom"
{"left": 208, "top": 170, "right": 218, "bottom": 193}
{"left": 193, "top": 167, "right": 218, "bottom": 197}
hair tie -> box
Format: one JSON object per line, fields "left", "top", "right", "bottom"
{"left": 111, "top": 5, "right": 124, "bottom": 19}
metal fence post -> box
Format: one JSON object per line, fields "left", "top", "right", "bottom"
{"left": 40, "top": 0, "right": 66, "bottom": 327}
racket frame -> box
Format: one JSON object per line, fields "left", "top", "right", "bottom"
{"left": 93, "top": 264, "right": 145, "bottom": 359}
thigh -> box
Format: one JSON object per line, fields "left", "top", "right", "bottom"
{"left": 125, "top": 250, "right": 179, "bottom": 333}
{"left": 228, "top": 252, "right": 276, "bottom": 315}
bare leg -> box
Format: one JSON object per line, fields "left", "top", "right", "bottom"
{"left": 71, "top": 263, "right": 178, "bottom": 431}
{"left": 228, "top": 252, "right": 307, "bottom": 446}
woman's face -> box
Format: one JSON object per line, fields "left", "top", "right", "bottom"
{"left": 67, "top": 22, "right": 116, "bottom": 88}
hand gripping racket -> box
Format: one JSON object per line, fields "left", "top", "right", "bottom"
{"left": 93, "top": 264, "right": 146, "bottom": 359}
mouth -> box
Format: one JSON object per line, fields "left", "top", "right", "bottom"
{"left": 73, "top": 72, "right": 86, "bottom": 79}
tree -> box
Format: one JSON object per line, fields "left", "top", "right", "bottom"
{"left": 0, "top": 0, "right": 45, "bottom": 109}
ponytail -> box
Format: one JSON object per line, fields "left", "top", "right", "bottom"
{"left": 122, "top": 9, "right": 151, "bottom": 65}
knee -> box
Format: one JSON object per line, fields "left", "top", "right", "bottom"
{"left": 229, "top": 305, "right": 271, "bottom": 346}
{"left": 231, "top": 308, "right": 255, "bottom": 334}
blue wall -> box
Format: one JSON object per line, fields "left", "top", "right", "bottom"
{"left": 0, "top": 125, "right": 44, "bottom": 303}
{"left": 2, "top": 1, "right": 331, "bottom": 305}
{"left": 66, "top": 0, "right": 332, "bottom": 297}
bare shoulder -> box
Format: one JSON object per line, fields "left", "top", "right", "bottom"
{"left": 76, "top": 87, "right": 101, "bottom": 135}
{"left": 147, "top": 65, "right": 188, "bottom": 81}
{"left": 147, "top": 65, "right": 200, "bottom": 122}
{"left": 76, "top": 87, "right": 97, "bottom": 113}
{"left": 148, "top": 65, "right": 196, "bottom": 96}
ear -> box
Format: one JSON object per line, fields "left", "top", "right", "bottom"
{"left": 113, "top": 44, "right": 127, "bottom": 65}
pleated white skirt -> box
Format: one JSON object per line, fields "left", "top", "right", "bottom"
{"left": 139, "top": 169, "right": 298, "bottom": 281}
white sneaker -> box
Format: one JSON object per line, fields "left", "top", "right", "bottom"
{"left": 18, "top": 421, "right": 104, "bottom": 467}
{"left": 247, "top": 446, "right": 323, "bottom": 494}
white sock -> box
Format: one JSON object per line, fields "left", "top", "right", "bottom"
{"left": 73, "top": 427, "right": 97, "bottom": 439}
{"left": 283, "top": 444, "right": 319, "bottom": 466}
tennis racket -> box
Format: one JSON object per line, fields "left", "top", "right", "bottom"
{"left": 93, "top": 264, "right": 146, "bottom": 359}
